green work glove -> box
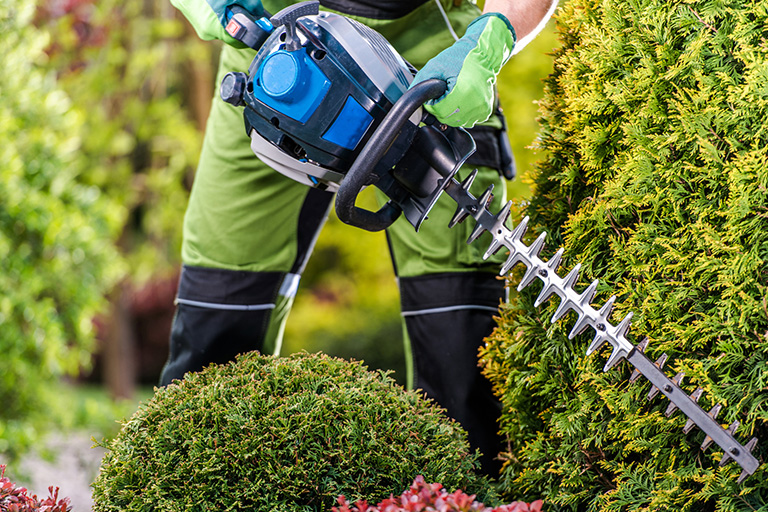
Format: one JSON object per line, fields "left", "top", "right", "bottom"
{"left": 411, "top": 13, "right": 516, "bottom": 128}
{"left": 171, "top": 0, "right": 264, "bottom": 48}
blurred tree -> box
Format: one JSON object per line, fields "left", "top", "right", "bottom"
{"left": 0, "top": 0, "right": 122, "bottom": 457}
{"left": 35, "top": 0, "right": 210, "bottom": 396}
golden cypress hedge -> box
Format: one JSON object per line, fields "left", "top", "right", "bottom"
{"left": 481, "top": 0, "right": 768, "bottom": 509}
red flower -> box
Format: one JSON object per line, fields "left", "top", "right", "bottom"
{"left": 333, "top": 477, "right": 543, "bottom": 512}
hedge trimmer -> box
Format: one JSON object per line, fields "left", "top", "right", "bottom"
{"left": 219, "top": 0, "right": 761, "bottom": 482}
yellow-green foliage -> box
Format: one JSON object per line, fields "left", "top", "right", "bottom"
{"left": 481, "top": 0, "right": 768, "bottom": 510}
{"left": 92, "top": 352, "right": 494, "bottom": 511}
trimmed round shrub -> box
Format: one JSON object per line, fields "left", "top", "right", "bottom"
{"left": 92, "top": 352, "right": 494, "bottom": 511}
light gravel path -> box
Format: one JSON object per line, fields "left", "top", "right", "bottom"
{"left": 13, "top": 432, "right": 106, "bottom": 512}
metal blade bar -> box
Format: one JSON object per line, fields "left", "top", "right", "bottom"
{"left": 626, "top": 349, "right": 758, "bottom": 475}
{"left": 439, "top": 174, "right": 760, "bottom": 481}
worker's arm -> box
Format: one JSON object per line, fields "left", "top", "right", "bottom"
{"left": 412, "top": 0, "right": 558, "bottom": 128}
{"left": 484, "top": 0, "right": 559, "bottom": 54}
{"left": 171, "top": 0, "right": 264, "bottom": 48}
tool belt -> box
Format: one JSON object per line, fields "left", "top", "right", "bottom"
{"left": 466, "top": 109, "right": 516, "bottom": 180}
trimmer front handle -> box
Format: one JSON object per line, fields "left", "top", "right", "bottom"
{"left": 335, "top": 79, "right": 448, "bottom": 231}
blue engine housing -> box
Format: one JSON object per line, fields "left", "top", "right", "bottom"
{"left": 223, "top": 1, "right": 476, "bottom": 229}
{"left": 240, "top": 10, "right": 418, "bottom": 189}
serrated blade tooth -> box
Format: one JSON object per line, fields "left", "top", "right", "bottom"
{"left": 629, "top": 338, "right": 650, "bottom": 383}
{"left": 586, "top": 333, "right": 607, "bottom": 356}
{"left": 478, "top": 184, "right": 494, "bottom": 208}
{"left": 534, "top": 283, "right": 559, "bottom": 308}
{"left": 597, "top": 295, "right": 617, "bottom": 321}
{"left": 517, "top": 264, "right": 542, "bottom": 292}
{"left": 701, "top": 421, "right": 740, "bottom": 452}
{"left": 691, "top": 404, "right": 722, "bottom": 438}
{"left": 603, "top": 348, "right": 626, "bottom": 372}
{"left": 528, "top": 232, "right": 547, "bottom": 259}
{"left": 460, "top": 169, "right": 478, "bottom": 191}
{"left": 449, "top": 204, "right": 471, "bottom": 228}
{"left": 734, "top": 439, "right": 757, "bottom": 479}
{"left": 579, "top": 279, "right": 599, "bottom": 306}
{"left": 568, "top": 313, "right": 592, "bottom": 339}
{"left": 690, "top": 387, "right": 704, "bottom": 402}
{"left": 720, "top": 428, "right": 745, "bottom": 465}
{"left": 547, "top": 248, "right": 564, "bottom": 273}
{"left": 635, "top": 353, "right": 668, "bottom": 386}
{"left": 551, "top": 298, "right": 576, "bottom": 323}
{"left": 646, "top": 355, "right": 669, "bottom": 400}
{"left": 681, "top": 388, "right": 705, "bottom": 434}
{"left": 467, "top": 221, "right": 487, "bottom": 244}
{"left": 615, "top": 312, "right": 633, "bottom": 338}
{"left": 483, "top": 237, "right": 504, "bottom": 260}
{"left": 495, "top": 200, "right": 513, "bottom": 227}
{"left": 483, "top": 202, "right": 514, "bottom": 259}
{"left": 662, "top": 373, "right": 684, "bottom": 415}
{"left": 500, "top": 251, "right": 526, "bottom": 275}
{"left": 562, "top": 264, "right": 582, "bottom": 290}
{"left": 509, "top": 216, "right": 529, "bottom": 242}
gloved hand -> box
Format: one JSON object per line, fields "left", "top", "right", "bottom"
{"left": 171, "top": 0, "right": 264, "bottom": 48}
{"left": 411, "top": 13, "right": 516, "bottom": 128}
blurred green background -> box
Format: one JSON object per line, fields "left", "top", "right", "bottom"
{"left": 0, "top": 0, "right": 557, "bottom": 459}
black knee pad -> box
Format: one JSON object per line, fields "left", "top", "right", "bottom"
{"left": 159, "top": 266, "right": 285, "bottom": 386}
{"left": 399, "top": 272, "right": 506, "bottom": 476}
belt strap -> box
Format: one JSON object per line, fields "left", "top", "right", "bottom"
{"left": 320, "top": 0, "right": 429, "bottom": 19}
{"left": 466, "top": 110, "right": 516, "bottom": 180}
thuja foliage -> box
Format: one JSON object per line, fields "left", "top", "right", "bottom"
{"left": 92, "top": 352, "right": 494, "bottom": 511}
{"left": 0, "top": 0, "right": 122, "bottom": 456}
{"left": 480, "top": 0, "right": 768, "bottom": 510}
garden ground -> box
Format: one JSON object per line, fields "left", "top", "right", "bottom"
{"left": 17, "top": 431, "right": 105, "bottom": 511}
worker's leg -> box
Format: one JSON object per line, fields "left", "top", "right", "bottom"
{"left": 383, "top": 163, "right": 508, "bottom": 476}
{"left": 366, "top": 0, "right": 511, "bottom": 476}
{"left": 160, "top": 43, "right": 333, "bottom": 386}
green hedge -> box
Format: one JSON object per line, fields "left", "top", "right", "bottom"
{"left": 481, "top": 0, "right": 768, "bottom": 510}
{"left": 92, "top": 353, "right": 495, "bottom": 511}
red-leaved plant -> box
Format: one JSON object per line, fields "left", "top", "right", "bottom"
{"left": 334, "top": 476, "right": 543, "bottom": 512}
{"left": 0, "top": 465, "right": 72, "bottom": 512}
